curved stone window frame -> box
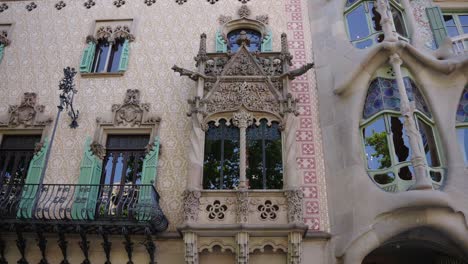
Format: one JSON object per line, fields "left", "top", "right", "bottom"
{"left": 456, "top": 86, "right": 468, "bottom": 167}
{"left": 360, "top": 68, "right": 444, "bottom": 192}
{"left": 344, "top": 0, "right": 409, "bottom": 49}
{"left": 217, "top": 14, "right": 272, "bottom": 53}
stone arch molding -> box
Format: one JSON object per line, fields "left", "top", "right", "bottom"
{"left": 217, "top": 5, "right": 272, "bottom": 52}
{"left": 199, "top": 240, "right": 236, "bottom": 254}
{"left": 337, "top": 207, "right": 468, "bottom": 264}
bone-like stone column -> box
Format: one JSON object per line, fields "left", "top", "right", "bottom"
{"left": 389, "top": 54, "right": 432, "bottom": 190}
{"left": 232, "top": 110, "right": 253, "bottom": 190}
{"left": 376, "top": 0, "right": 398, "bottom": 42}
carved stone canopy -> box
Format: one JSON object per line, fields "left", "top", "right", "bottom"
{"left": 87, "top": 25, "right": 135, "bottom": 43}
{"left": 4, "top": 93, "right": 52, "bottom": 128}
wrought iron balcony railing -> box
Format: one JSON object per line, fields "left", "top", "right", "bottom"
{"left": 0, "top": 183, "right": 168, "bottom": 234}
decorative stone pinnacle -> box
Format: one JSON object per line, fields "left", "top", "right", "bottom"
{"left": 232, "top": 109, "right": 253, "bottom": 128}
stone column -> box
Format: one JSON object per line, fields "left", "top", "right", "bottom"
{"left": 288, "top": 232, "right": 302, "bottom": 264}
{"left": 232, "top": 110, "right": 253, "bottom": 190}
{"left": 236, "top": 232, "right": 249, "bottom": 264}
{"left": 376, "top": 0, "right": 398, "bottom": 42}
{"left": 184, "top": 232, "right": 199, "bottom": 264}
{"left": 389, "top": 54, "right": 432, "bottom": 190}
{"left": 283, "top": 95, "right": 300, "bottom": 189}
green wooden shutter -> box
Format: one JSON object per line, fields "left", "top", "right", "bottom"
{"left": 79, "top": 42, "right": 96, "bottom": 73}
{"left": 426, "top": 7, "right": 449, "bottom": 48}
{"left": 118, "top": 39, "right": 130, "bottom": 72}
{"left": 137, "top": 137, "right": 160, "bottom": 221}
{"left": 71, "top": 137, "right": 103, "bottom": 220}
{"left": 0, "top": 44, "right": 4, "bottom": 64}
{"left": 261, "top": 30, "right": 273, "bottom": 52}
{"left": 17, "top": 138, "right": 50, "bottom": 219}
{"left": 216, "top": 30, "right": 227, "bottom": 53}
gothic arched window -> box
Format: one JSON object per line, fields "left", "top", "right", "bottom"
{"left": 344, "top": 0, "right": 408, "bottom": 49}
{"left": 227, "top": 29, "right": 262, "bottom": 53}
{"left": 456, "top": 86, "right": 468, "bottom": 166}
{"left": 361, "top": 68, "right": 443, "bottom": 192}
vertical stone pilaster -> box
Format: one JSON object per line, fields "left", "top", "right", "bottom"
{"left": 236, "top": 232, "right": 249, "bottom": 264}
{"left": 232, "top": 109, "right": 253, "bottom": 189}
{"left": 288, "top": 232, "right": 302, "bottom": 264}
{"left": 184, "top": 232, "right": 199, "bottom": 264}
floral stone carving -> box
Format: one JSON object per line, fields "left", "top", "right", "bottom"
{"left": 206, "top": 200, "right": 228, "bottom": 220}
{"left": 206, "top": 82, "right": 280, "bottom": 116}
{"left": 183, "top": 190, "right": 201, "bottom": 222}
{"left": 112, "top": 89, "right": 150, "bottom": 127}
{"left": 8, "top": 93, "right": 49, "bottom": 128}
{"left": 257, "top": 200, "right": 279, "bottom": 221}
{"left": 236, "top": 191, "right": 249, "bottom": 223}
{"left": 285, "top": 189, "right": 304, "bottom": 224}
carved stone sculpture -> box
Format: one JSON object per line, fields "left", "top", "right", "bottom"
{"left": 285, "top": 189, "right": 304, "bottom": 224}
{"left": 8, "top": 93, "right": 46, "bottom": 128}
{"left": 280, "top": 63, "right": 314, "bottom": 80}
{"left": 238, "top": 5, "right": 251, "bottom": 18}
{"left": 288, "top": 232, "right": 302, "bottom": 264}
{"left": 236, "top": 190, "right": 249, "bottom": 224}
{"left": 113, "top": 25, "right": 135, "bottom": 42}
{"left": 183, "top": 190, "right": 201, "bottom": 222}
{"left": 184, "top": 232, "right": 198, "bottom": 264}
{"left": 236, "top": 232, "right": 249, "bottom": 264}
{"left": 90, "top": 141, "right": 105, "bottom": 160}
{"left": 111, "top": 89, "right": 150, "bottom": 127}
{"left": 96, "top": 26, "right": 113, "bottom": 41}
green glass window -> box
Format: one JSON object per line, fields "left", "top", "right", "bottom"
{"left": 361, "top": 73, "right": 443, "bottom": 192}
{"left": 345, "top": 0, "right": 408, "bottom": 49}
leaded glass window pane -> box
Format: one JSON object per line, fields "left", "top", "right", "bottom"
{"left": 203, "top": 120, "right": 240, "bottom": 190}
{"left": 227, "top": 29, "right": 262, "bottom": 53}
{"left": 456, "top": 87, "right": 468, "bottom": 123}
{"left": 363, "top": 77, "right": 431, "bottom": 119}
{"left": 457, "top": 128, "right": 468, "bottom": 165}
{"left": 246, "top": 120, "right": 283, "bottom": 189}
{"left": 363, "top": 117, "right": 391, "bottom": 170}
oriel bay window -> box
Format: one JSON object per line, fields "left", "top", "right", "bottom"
{"left": 361, "top": 69, "right": 443, "bottom": 192}
{"left": 456, "top": 86, "right": 468, "bottom": 166}
{"left": 203, "top": 118, "right": 283, "bottom": 190}
{"left": 345, "top": 0, "right": 408, "bottom": 49}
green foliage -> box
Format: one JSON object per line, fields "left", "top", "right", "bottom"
{"left": 365, "top": 131, "right": 391, "bottom": 169}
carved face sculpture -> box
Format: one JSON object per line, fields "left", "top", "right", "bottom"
{"left": 22, "top": 93, "right": 37, "bottom": 107}
{"left": 8, "top": 93, "right": 37, "bottom": 127}
{"left": 124, "top": 89, "right": 140, "bottom": 105}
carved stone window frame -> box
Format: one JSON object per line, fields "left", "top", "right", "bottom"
{"left": 91, "top": 89, "right": 161, "bottom": 159}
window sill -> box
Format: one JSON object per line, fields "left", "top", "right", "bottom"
{"left": 80, "top": 72, "right": 125, "bottom": 78}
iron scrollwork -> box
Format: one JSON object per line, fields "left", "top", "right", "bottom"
{"left": 58, "top": 67, "right": 79, "bottom": 128}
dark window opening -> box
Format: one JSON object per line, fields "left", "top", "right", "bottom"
{"left": 246, "top": 120, "right": 283, "bottom": 189}
{"left": 92, "top": 38, "right": 125, "bottom": 73}
{"left": 203, "top": 120, "right": 240, "bottom": 190}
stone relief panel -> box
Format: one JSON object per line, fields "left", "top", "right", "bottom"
{"left": 0, "top": 0, "right": 303, "bottom": 232}
{"left": 199, "top": 194, "right": 236, "bottom": 223}
{"left": 0, "top": 93, "right": 52, "bottom": 128}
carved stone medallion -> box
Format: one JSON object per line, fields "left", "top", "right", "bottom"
{"left": 8, "top": 93, "right": 45, "bottom": 127}
{"left": 112, "top": 89, "right": 150, "bottom": 127}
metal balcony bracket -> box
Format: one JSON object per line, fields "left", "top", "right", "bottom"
{"left": 15, "top": 228, "right": 28, "bottom": 264}
{"left": 57, "top": 228, "right": 70, "bottom": 264}
{"left": 78, "top": 227, "right": 91, "bottom": 264}
{"left": 144, "top": 228, "right": 156, "bottom": 264}
{"left": 100, "top": 227, "right": 112, "bottom": 264}
{"left": 0, "top": 236, "right": 7, "bottom": 264}
{"left": 122, "top": 227, "right": 134, "bottom": 264}
{"left": 35, "top": 227, "right": 49, "bottom": 264}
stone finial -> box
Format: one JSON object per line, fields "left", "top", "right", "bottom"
{"left": 238, "top": 5, "right": 251, "bottom": 18}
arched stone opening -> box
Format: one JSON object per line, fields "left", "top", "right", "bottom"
{"left": 362, "top": 227, "right": 468, "bottom": 264}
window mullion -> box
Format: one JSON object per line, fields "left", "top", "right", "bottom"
{"left": 220, "top": 137, "right": 225, "bottom": 190}
{"left": 104, "top": 43, "right": 113, "bottom": 72}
